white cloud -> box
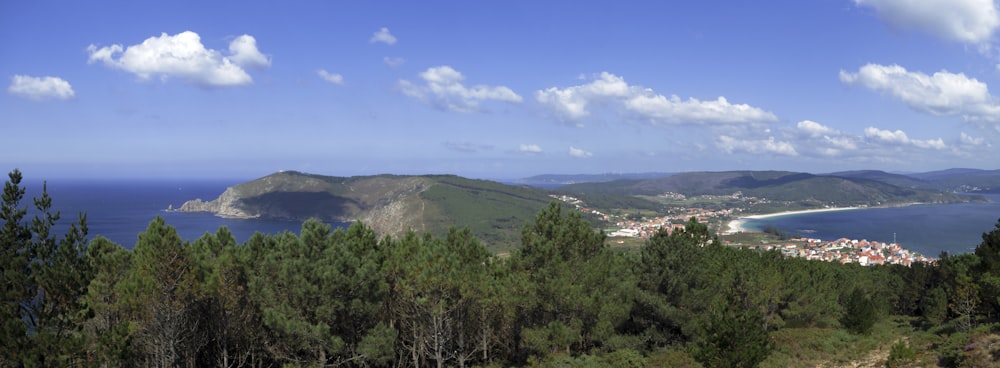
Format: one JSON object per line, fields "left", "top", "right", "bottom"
{"left": 568, "top": 146, "right": 593, "bottom": 158}
{"left": 864, "top": 127, "right": 947, "bottom": 149}
{"left": 228, "top": 35, "right": 271, "bottom": 68}
{"left": 840, "top": 63, "right": 1000, "bottom": 122}
{"left": 716, "top": 136, "right": 798, "bottom": 156}
{"left": 317, "top": 69, "right": 344, "bottom": 85}
{"left": 535, "top": 87, "right": 593, "bottom": 123}
{"left": 823, "top": 135, "right": 860, "bottom": 152}
{"left": 398, "top": 66, "right": 523, "bottom": 112}
{"left": 960, "top": 132, "right": 985, "bottom": 145}
{"left": 518, "top": 144, "right": 543, "bottom": 153}
{"left": 383, "top": 57, "right": 405, "bottom": 68}
{"left": 370, "top": 27, "right": 397, "bottom": 45}
{"left": 625, "top": 94, "right": 778, "bottom": 125}
{"left": 787, "top": 121, "right": 953, "bottom": 159}
{"left": 854, "top": 0, "right": 1000, "bottom": 45}
{"left": 535, "top": 72, "right": 634, "bottom": 122}
{"left": 794, "top": 120, "right": 860, "bottom": 156}
{"left": 912, "top": 138, "right": 947, "bottom": 150}
{"left": 8, "top": 75, "right": 75, "bottom": 101}
{"left": 536, "top": 72, "right": 777, "bottom": 126}
{"left": 864, "top": 126, "right": 910, "bottom": 144}
{"left": 797, "top": 120, "right": 838, "bottom": 137}
{"left": 87, "top": 31, "right": 269, "bottom": 87}
{"left": 444, "top": 141, "right": 493, "bottom": 153}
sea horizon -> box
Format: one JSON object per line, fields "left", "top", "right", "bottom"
{"left": 18, "top": 178, "right": 350, "bottom": 248}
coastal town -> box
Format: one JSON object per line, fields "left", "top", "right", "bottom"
{"left": 727, "top": 236, "right": 934, "bottom": 266}
{"left": 551, "top": 193, "right": 935, "bottom": 266}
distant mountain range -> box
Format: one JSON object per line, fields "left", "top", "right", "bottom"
{"left": 178, "top": 168, "right": 997, "bottom": 250}
{"left": 522, "top": 169, "right": 1000, "bottom": 193}
{"left": 905, "top": 168, "right": 1000, "bottom": 193}
{"left": 514, "top": 169, "right": 1000, "bottom": 193}
{"left": 511, "top": 172, "right": 674, "bottom": 186}
{"left": 824, "top": 169, "right": 1000, "bottom": 193}
{"left": 823, "top": 170, "right": 930, "bottom": 189}
{"left": 556, "top": 170, "right": 990, "bottom": 207}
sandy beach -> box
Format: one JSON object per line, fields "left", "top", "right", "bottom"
{"left": 724, "top": 207, "right": 860, "bottom": 234}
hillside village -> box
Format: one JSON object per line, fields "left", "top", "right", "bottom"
{"left": 550, "top": 193, "right": 737, "bottom": 238}
{"left": 550, "top": 193, "right": 934, "bottom": 266}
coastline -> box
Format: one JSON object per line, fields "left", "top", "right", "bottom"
{"left": 725, "top": 207, "right": 861, "bottom": 234}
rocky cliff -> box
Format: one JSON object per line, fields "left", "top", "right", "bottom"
{"left": 178, "top": 186, "right": 260, "bottom": 219}
{"left": 176, "top": 171, "right": 553, "bottom": 249}
{"left": 178, "top": 171, "right": 361, "bottom": 221}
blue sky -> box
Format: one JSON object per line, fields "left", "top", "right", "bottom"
{"left": 3, "top": 0, "right": 1000, "bottom": 180}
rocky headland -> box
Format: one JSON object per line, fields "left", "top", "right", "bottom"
{"left": 179, "top": 186, "right": 259, "bottom": 219}
{"left": 175, "top": 171, "right": 554, "bottom": 249}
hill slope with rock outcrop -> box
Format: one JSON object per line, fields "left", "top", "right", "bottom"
{"left": 179, "top": 171, "right": 554, "bottom": 250}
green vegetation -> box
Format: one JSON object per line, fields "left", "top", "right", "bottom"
{"left": 181, "top": 171, "right": 555, "bottom": 251}
{"left": 1, "top": 170, "right": 91, "bottom": 365}
{"left": 886, "top": 339, "right": 916, "bottom": 368}
{"left": 908, "top": 168, "right": 1000, "bottom": 192}
{"left": 559, "top": 170, "right": 978, "bottom": 208}
{"left": 180, "top": 169, "right": 989, "bottom": 255}
{"left": 761, "top": 317, "right": 921, "bottom": 367}
{"left": 514, "top": 172, "right": 673, "bottom": 186}
{"left": 840, "top": 288, "right": 879, "bottom": 335}
{"left": 418, "top": 175, "right": 552, "bottom": 251}
{"left": 762, "top": 225, "right": 793, "bottom": 240}
{"left": 556, "top": 191, "right": 663, "bottom": 212}
{"left": 6, "top": 169, "right": 1000, "bottom": 367}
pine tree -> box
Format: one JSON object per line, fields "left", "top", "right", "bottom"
{"left": 249, "top": 220, "right": 392, "bottom": 366}
{"left": 0, "top": 170, "right": 94, "bottom": 366}
{"left": 83, "top": 236, "right": 135, "bottom": 366}
{"left": 124, "top": 216, "right": 201, "bottom": 367}
{"left": 26, "top": 182, "right": 93, "bottom": 365}
{"left": 840, "top": 288, "right": 878, "bottom": 335}
{"left": 190, "top": 226, "right": 259, "bottom": 367}
{"left": 0, "top": 169, "right": 31, "bottom": 364}
{"left": 974, "top": 218, "right": 1000, "bottom": 275}
{"left": 513, "top": 202, "right": 636, "bottom": 358}
{"left": 693, "top": 307, "right": 772, "bottom": 368}
{"left": 920, "top": 287, "right": 948, "bottom": 327}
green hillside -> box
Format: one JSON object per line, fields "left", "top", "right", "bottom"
{"left": 513, "top": 172, "right": 674, "bottom": 185}
{"left": 826, "top": 170, "right": 929, "bottom": 188}
{"left": 830, "top": 169, "right": 1000, "bottom": 193}
{"left": 180, "top": 171, "right": 554, "bottom": 250}
{"left": 416, "top": 176, "right": 554, "bottom": 249}
{"left": 559, "top": 170, "right": 977, "bottom": 208}
{"left": 181, "top": 170, "right": 986, "bottom": 250}
{"left": 908, "top": 168, "right": 1000, "bottom": 192}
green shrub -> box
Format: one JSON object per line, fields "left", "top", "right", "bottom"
{"left": 841, "top": 288, "right": 878, "bottom": 335}
{"left": 885, "top": 340, "right": 915, "bottom": 368}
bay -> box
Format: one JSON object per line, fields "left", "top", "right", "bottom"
{"left": 742, "top": 194, "right": 1000, "bottom": 257}
{"left": 22, "top": 179, "right": 351, "bottom": 248}
{"left": 17, "top": 178, "right": 1000, "bottom": 256}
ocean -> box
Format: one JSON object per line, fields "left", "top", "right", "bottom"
{"left": 19, "top": 179, "right": 351, "bottom": 248}
{"left": 741, "top": 193, "right": 1000, "bottom": 257}
{"left": 12, "top": 179, "right": 1000, "bottom": 256}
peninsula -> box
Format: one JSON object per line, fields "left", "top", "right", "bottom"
{"left": 177, "top": 170, "right": 554, "bottom": 250}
